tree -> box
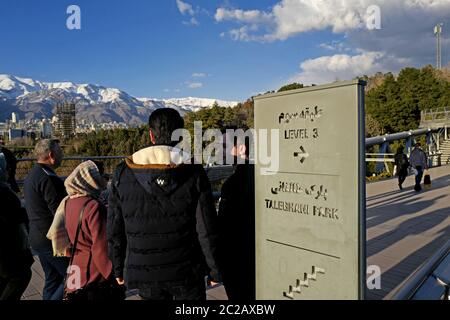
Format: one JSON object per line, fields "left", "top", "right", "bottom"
{"left": 278, "top": 83, "right": 304, "bottom": 92}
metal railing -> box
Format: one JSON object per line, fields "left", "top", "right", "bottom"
{"left": 390, "top": 240, "right": 450, "bottom": 300}
{"left": 420, "top": 107, "right": 450, "bottom": 128}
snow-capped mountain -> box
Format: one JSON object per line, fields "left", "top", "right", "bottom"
{"left": 0, "top": 75, "right": 238, "bottom": 125}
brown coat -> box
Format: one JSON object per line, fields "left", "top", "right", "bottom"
{"left": 65, "top": 196, "right": 112, "bottom": 291}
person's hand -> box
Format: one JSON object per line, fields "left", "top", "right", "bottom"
{"left": 116, "top": 277, "right": 125, "bottom": 285}
{"left": 210, "top": 281, "right": 219, "bottom": 287}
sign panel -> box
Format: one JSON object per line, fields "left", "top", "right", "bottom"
{"left": 254, "top": 80, "right": 366, "bottom": 300}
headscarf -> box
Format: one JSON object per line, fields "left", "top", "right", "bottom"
{"left": 47, "top": 160, "right": 106, "bottom": 257}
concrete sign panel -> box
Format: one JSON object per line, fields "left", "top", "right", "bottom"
{"left": 254, "top": 80, "right": 366, "bottom": 300}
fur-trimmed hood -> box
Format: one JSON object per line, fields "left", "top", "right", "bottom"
{"left": 126, "top": 145, "right": 191, "bottom": 169}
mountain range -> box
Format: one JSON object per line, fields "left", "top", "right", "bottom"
{"left": 0, "top": 74, "right": 238, "bottom": 125}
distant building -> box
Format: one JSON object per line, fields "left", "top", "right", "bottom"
{"left": 11, "top": 112, "right": 19, "bottom": 124}
{"left": 54, "top": 102, "right": 76, "bottom": 139}
{"left": 41, "top": 119, "right": 52, "bottom": 138}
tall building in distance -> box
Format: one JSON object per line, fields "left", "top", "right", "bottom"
{"left": 54, "top": 102, "right": 76, "bottom": 139}
{"left": 11, "top": 112, "right": 18, "bottom": 124}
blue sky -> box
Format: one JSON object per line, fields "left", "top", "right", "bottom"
{"left": 1, "top": 0, "right": 449, "bottom": 101}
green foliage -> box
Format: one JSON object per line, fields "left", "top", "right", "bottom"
{"left": 278, "top": 82, "right": 304, "bottom": 92}
{"left": 73, "top": 126, "right": 150, "bottom": 157}
{"left": 278, "top": 83, "right": 304, "bottom": 92}
{"left": 184, "top": 99, "right": 254, "bottom": 133}
{"left": 366, "top": 66, "right": 450, "bottom": 134}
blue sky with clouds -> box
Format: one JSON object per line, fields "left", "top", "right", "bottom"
{"left": 0, "top": 0, "right": 449, "bottom": 101}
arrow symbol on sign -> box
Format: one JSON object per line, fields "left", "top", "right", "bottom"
{"left": 294, "top": 146, "right": 309, "bottom": 164}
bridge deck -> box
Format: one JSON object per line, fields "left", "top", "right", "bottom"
{"left": 22, "top": 166, "right": 450, "bottom": 300}
{"left": 366, "top": 165, "right": 450, "bottom": 299}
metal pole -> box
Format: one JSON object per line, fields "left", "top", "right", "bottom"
{"left": 435, "top": 23, "right": 443, "bottom": 70}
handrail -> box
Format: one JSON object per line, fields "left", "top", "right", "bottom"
{"left": 390, "top": 239, "right": 450, "bottom": 300}
{"left": 17, "top": 155, "right": 127, "bottom": 162}
{"left": 365, "top": 128, "right": 437, "bottom": 147}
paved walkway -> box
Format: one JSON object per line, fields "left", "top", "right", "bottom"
{"left": 22, "top": 166, "right": 450, "bottom": 300}
{"left": 366, "top": 165, "right": 450, "bottom": 299}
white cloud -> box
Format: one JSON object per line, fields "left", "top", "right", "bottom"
{"left": 183, "top": 17, "right": 199, "bottom": 26}
{"left": 192, "top": 73, "right": 207, "bottom": 78}
{"left": 176, "top": 0, "right": 195, "bottom": 16}
{"left": 187, "top": 82, "right": 203, "bottom": 89}
{"left": 177, "top": 0, "right": 203, "bottom": 26}
{"left": 319, "top": 41, "right": 351, "bottom": 52}
{"left": 215, "top": 0, "right": 450, "bottom": 42}
{"left": 215, "top": 8, "right": 273, "bottom": 24}
{"left": 290, "top": 51, "right": 411, "bottom": 85}
{"left": 215, "top": 0, "right": 450, "bottom": 86}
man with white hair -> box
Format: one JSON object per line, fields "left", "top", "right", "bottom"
{"left": 24, "top": 139, "right": 68, "bottom": 300}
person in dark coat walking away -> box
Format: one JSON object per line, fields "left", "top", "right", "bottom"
{"left": 217, "top": 129, "right": 255, "bottom": 300}
{"left": 409, "top": 142, "right": 428, "bottom": 192}
{"left": 23, "top": 139, "right": 69, "bottom": 300}
{"left": 0, "top": 152, "right": 34, "bottom": 300}
{"left": 47, "top": 160, "right": 123, "bottom": 300}
{"left": 107, "top": 108, "right": 222, "bottom": 300}
{"left": 394, "top": 146, "right": 409, "bottom": 190}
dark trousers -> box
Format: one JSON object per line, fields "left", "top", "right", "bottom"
{"left": 139, "top": 277, "right": 206, "bottom": 300}
{"left": 398, "top": 167, "right": 408, "bottom": 187}
{"left": 415, "top": 166, "right": 424, "bottom": 191}
{"left": 223, "top": 271, "right": 255, "bottom": 300}
{"left": 34, "top": 249, "right": 69, "bottom": 300}
{"left": 0, "top": 269, "right": 32, "bottom": 300}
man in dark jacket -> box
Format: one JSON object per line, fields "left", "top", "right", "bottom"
{"left": 23, "top": 139, "right": 68, "bottom": 300}
{"left": 0, "top": 151, "right": 34, "bottom": 300}
{"left": 217, "top": 129, "right": 255, "bottom": 300}
{"left": 107, "top": 108, "right": 221, "bottom": 300}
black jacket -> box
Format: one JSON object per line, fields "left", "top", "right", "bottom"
{"left": 394, "top": 153, "right": 409, "bottom": 170}
{"left": 0, "top": 184, "right": 34, "bottom": 277}
{"left": 107, "top": 146, "right": 221, "bottom": 289}
{"left": 23, "top": 164, "right": 67, "bottom": 251}
{"left": 218, "top": 164, "right": 255, "bottom": 299}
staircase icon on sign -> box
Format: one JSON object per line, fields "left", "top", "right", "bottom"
{"left": 283, "top": 266, "right": 326, "bottom": 300}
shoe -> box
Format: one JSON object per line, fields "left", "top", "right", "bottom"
{"left": 398, "top": 184, "right": 403, "bottom": 190}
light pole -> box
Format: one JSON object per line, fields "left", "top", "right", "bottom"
{"left": 434, "top": 23, "right": 443, "bottom": 70}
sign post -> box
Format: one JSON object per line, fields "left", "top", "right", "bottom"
{"left": 254, "top": 80, "right": 366, "bottom": 300}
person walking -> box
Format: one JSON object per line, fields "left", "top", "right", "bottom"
{"left": 23, "top": 139, "right": 69, "bottom": 300}
{"left": 409, "top": 142, "right": 428, "bottom": 192}
{"left": 47, "top": 161, "right": 124, "bottom": 301}
{"left": 394, "top": 146, "right": 409, "bottom": 190}
{"left": 0, "top": 152, "right": 33, "bottom": 300}
{"left": 107, "top": 108, "right": 221, "bottom": 300}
